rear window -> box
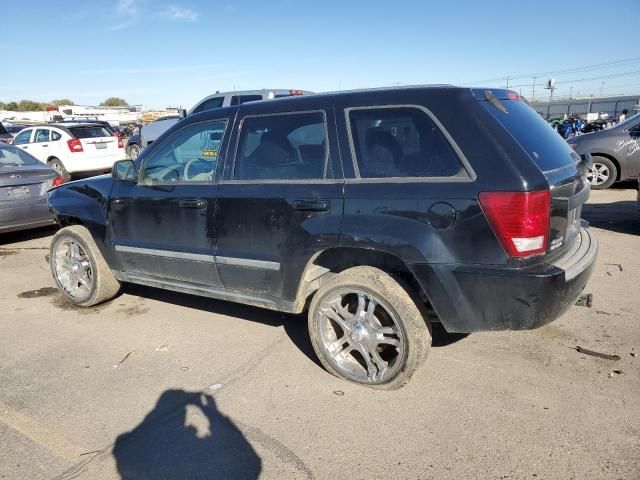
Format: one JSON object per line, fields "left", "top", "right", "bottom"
{"left": 0, "top": 146, "right": 39, "bottom": 166}
{"left": 69, "top": 126, "right": 113, "bottom": 139}
{"left": 481, "top": 97, "right": 576, "bottom": 172}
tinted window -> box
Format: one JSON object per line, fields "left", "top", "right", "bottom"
{"left": 349, "top": 107, "right": 465, "bottom": 178}
{"left": 192, "top": 97, "right": 224, "bottom": 114}
{"left": 51, "top": 131, "right": 62, "bottom": 141}
{"left": 34, "top": 129, "right": 50, "bottom": 143}
{"left": 13, "top": 129, "right": 32, "bottom": 145}
{"left": 230, "top": 95, "right": 262, "bottom": 106}
{"left": 69, "top": 126, "right": 112, "bottom": 138}
{"left": 0, "top": 123, "right": 8, "bottom": 135}
{"left": 0, "top": 145, "right": 39, "bottom": 165}
{"left": 234, "top": 112, "right": 327, "bottom": 181}
{"left": 481, "top": 99, "right": 575, "bottom": 172}
{"left": 140, "top": 120, "right": 226, "bottom": 184}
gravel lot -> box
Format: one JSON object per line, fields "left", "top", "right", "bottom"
{"left": 0, "top": 187, "right": 638, "bottom": 480}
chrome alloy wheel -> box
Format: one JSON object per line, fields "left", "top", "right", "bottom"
{"left": 587, "top": 162, "right": 610, "bottom": 186}
{"left": 316, "top": 289, "right": 405, "bottom": 383}
{"left": 53, "top": 237, "right": 93, "bottom": 301}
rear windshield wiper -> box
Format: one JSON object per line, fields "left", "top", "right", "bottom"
{"left": 484, "top": 90, "right": 508, "bottom": 114}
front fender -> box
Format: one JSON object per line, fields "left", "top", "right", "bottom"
{"left": 48, "top": 175, "right": 114, "bottom": 260}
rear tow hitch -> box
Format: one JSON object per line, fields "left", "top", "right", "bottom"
{"left": 575, "top": 293, "right": 593, "bottom": 308}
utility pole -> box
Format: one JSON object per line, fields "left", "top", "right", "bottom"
{"left": 600, "top": 82, "right": 605, "bottom": 97}
{"left": 505, "top": 77, "right": 510, "bottom": 88}
{"left": 569, "top": 87, "right": 573, "bottom": 100}
{"left": 532, "top": 76, "right": 537, "bottom": 102}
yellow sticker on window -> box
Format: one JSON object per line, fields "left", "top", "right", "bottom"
{"left": 202, "top": 150, "right": 218, "bottom": 157}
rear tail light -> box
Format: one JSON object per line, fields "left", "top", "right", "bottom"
{"left": 117, "top": 136, "right": 124, "bottom": 148}
{"left": 47, "top": 175, "right": 64, "bottom": 190}
{"left": 67, "top": 138, "right": 84, "bottom": 153}
{"left": 479, "top": 190, "right": 550, "bottom": 257}
{"left": 289, "top": 90, "right": 304, "bottom": 96}
{"left": 506, "top": 91, "right": 521, "bottom": 101}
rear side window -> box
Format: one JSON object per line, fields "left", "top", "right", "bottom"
{"left": 51, "top": 131, "right": 62, "bottom": 141}
{"left": 34, "top": 129, "right": 50, "bottom": 143}
{"left": 234, "top": 111, "right": 327, "bottom": 181}
{"left": 192, "top": 97, "right": 224, "bottom": 114}
{"left": 69, "top": 126, "right": 112, "bottom": 139}
{"left": 348, "top": 107, "right": 466, "bottom": 178}
{"left": 481, "top": 97, "right": 575, "bottom": 172}
{"left": 230, "top": 95, "right": 262, "bottom": 106}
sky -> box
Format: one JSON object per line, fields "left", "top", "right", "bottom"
{"left": 1, "top": 0, "right": 639, "bottom": 109}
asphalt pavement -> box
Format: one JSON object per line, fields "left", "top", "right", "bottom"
{"left": 0, "top": 187, "right": 638, "bottom": 480}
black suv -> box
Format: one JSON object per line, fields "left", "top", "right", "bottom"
{"left": 47, "top": 86, "right": 597, "bottom": 389}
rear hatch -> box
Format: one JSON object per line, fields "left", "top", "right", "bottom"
{"left": 475, "top": 89, "right": 590, "bottom": 258}
{"left": 68, "top": 125, "right": 120, "bottom": 159}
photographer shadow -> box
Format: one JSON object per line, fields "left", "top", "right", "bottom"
{"left": 113, "top": 389, "right": 261, "bottom": 479}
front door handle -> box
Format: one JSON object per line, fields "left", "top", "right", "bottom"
{"left": 41, "top": 144, "right": 49, "bottom": 147}
{"left": 179, "top": 199, "right": 208, "bottom": 209}
{"left": 292, "top": 199, "right": 331, "bottom": 212}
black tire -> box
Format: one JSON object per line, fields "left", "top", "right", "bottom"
{"left": 308, "top": 266, "right": 431, "bottom": 390}
{"left": 127, "top": 143, "right": 140, "bottom": 160}
{"left": 49, "top": 225, "right": 120, "bottom": 307}
{"left": 588, "top": 156, "right": 617, "bottom": 190}
{"left": 48, "top": 157, "right": 71, "bottom": 182}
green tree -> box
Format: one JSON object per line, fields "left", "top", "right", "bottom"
{"left": 5, "top": 101, "right": 19, "bottom": 111}
{"left": 17, "top": 100, "right": 45, "bottom": 111}
{"left": 51, "top": 98, "right": 75, "bottom": 106}
{"left": 100, "top": 97, "right": 128, "bottom": 107}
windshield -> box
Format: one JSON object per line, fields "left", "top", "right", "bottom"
{"left": 481, "top": 98, "right": 576, "bottom": 172}
{"left": 0, "top": 145, "right": 39, "bottom": 166}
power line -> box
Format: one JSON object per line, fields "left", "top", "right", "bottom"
{"left": 462, "top": 56, "right": 640, "bottom": 85}
{"left": 505, "top": 70, "right": 640, "bottom": 88}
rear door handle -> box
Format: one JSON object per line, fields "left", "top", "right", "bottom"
{"left": 292, "top": 199, "right": 331, "bottom": 212}
{"left": 179, "top": 199, "right": 208, "bottom": 209}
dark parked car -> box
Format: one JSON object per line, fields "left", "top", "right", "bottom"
{"left": 125, "top": 133, "right": 142, "bottom": 160}
{"left": 4, "top": 124, "right": 28, "bottom": 138}
{"left": 0, "top": 122, "right": 12, "bottom": 143}
{"left": 47, "top": 86, "right": 597, "bottom": 389}
{"left": 569, "top": 113, "right": 640, "bottom": 189}
{"left": 1, "top": 143, "right": 62, "bottom": 233}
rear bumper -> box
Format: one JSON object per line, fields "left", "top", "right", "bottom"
{"left": 0, "top": 198, "right": 55, "bottom": 233}
{"left": 410, "top": 227, "right": 598, "bottom": 332}
{"left": 64, "top": 153, "right": 122, "bottom": 173}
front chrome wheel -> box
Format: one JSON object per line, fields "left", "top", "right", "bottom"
{"left": 587, "top": 162, "right": 610, "bottom": 186}
{"left": 316, "top": 289, "right": 405, "bottom": 384}
{"left": 52, "top": 236, "right": 94, "bottom": 302}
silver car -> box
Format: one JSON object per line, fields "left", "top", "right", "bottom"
{"left": 0, "top": 143, "right": 62, "bottom": 233}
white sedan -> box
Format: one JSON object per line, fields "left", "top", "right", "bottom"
{"left": 12, "top": 122, "right": 126, "bottom": 181}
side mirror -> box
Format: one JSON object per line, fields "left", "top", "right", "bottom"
{"left": 113, "top": 159, "right": 138, "bottom": 182}
{"left": 180, "top": 108, "right": 187, "bottom": 119}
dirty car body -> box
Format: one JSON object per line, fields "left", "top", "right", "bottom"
{"left": 48, "top": 86, "right": 597, "bottom": 332}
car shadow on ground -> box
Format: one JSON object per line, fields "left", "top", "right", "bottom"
{"left": 582, "top": 200, "right": 639, "bottom": 235}
{"left": 124, "top": 284, "right": 467, "bottom": 370}
{"left": 113, "top": 388, "right": 261, "bottom": 480}
{"left": 0, "top": 225, "right": 57, "bottom": 246}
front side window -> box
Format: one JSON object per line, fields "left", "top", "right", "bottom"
{"left": 234, "top": 111, "right": 327, "bottom": 181}
{"left": 13, "top": 129, "right": 32, "bottom": 145}
{"left": 192, "top": 97, "right": 224, "bottom": 114}
{"left": 140, "top": 120, "right": 226, "bottom": 184}
{"left": 348, "top": 107, "right": 466, "bottom": 178}
{"left": 34, "top": 129, "right": 50, "bottom": 143}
